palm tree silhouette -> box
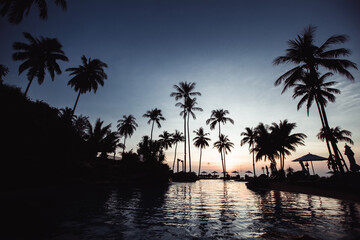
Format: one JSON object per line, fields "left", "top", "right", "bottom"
{"left": 193, "top": 127, "right": 210, "bottom": 176}
{"left": 171, "top": 130, "right": 184, "bottom": 171}
{"left": 117, "top": 115, "right": 138, "bottom": 155}
{"left": 240, "top": 127, "right": 257, "bottom": 177}
{"left": 143, "top": 108, "right": 165, "bottom": 142}
{"left": 158, "top": 131, "right": 173, "bottom": 150}
{"left": 206, "top": 109, "right": 234, "bottom": 138}
{"left": 66, "top": 55, "right": 108, "bottom": 115}
{"left": 270, "top": 120, "right": 306, "bottom": 170}
{"left": 170, "top": 81, "right": 201, "bottom": 172}
{"left": 12, "top": 32, "right": 68, "bottom": 96}
{"left": 0, "top": 0, "right": 67, "bottom": 24}
{"left": 274, "top": 25, "right": 357, "bottom": 173}
{"left": 317, "top": 126, "right": 353, "bottom": 145}
{"left": 214, "top": 134, "right": 234, "bottom": 179}
{"left": 0, "top": 64, "right": 9, "bottom": 83}
{"left": 176, "top": 97, "right": 203, "bottom": 172}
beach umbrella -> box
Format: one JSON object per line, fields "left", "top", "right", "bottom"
{"left": 292, "top": 153, "right": 328, "bottom": 175}
{"left": 201, "top": 171, "right": 207, "bottom": 174}
{"left": 212, "top": 171, "right": 218, "bottom": 175}
{"left": 245, "top": 170, "right": 253, "bottom": 174}
{"left": 231, "top": 170, "right": 239, "bottom": 174}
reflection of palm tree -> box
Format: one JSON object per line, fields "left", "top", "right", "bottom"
{"left": 143, "top": 108, "right": 165, "bottom": 141}
{"left": 170, "top": 81, "right": 201, "bottom": 172}
{"left": 0, "top": 0, "right": 67, "bottom": 24}
{"left": 117, "top": 115, "right": 138, "bottom": 154}
{"left": 274, "top": 25, "right": 357, "bottom": 173}
{"left": 318, "top": 126, "right": 353, "bottom": 145}
{"left": 193, "top": 127, "right": 210, "bottom": 176}
{"left": 158, "top": 131, "right": 173, "bottom": 150}
{"left": 171, "top": 130, "right": 184, "bottom": 171}
{"left": 270, "top": 120, "right": 306, "bottom": 170}
{"left": 241, "top": 127, "right": 257, "bottom": 177}
{"left": 214, "top": 134, "right": 234, "bottom": 178}
{"left": 66, "top": 55, "right": 108, "bottom": 115}
{"left": 12, "top": 32, "right": 68, "bottom": 96}
{"left": 0, "top": 64, "right": 9, "bottom": 83}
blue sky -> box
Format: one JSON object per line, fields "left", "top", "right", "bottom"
{"left": 1, "top": 0, "right": 359, "bottom": 175}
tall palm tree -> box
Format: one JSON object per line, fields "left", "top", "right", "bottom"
{"left": 206, "top": 109, "right": 234, "bottom": 138}
{"left": 214, "top": 134, "right": 234, "bottom": 179}
{"left": 12, "top": 32, "right": 68, "bottom": 96}
{"left": 143, "top": 108, "right": 165, "bottom": 141}
{"left": 117, "top": 115, "right": 138, "bottom": 154}
{"left": 171, "top": 130, "right": 184, "bottom": 171}
{"left": 66, "top": 55, "right": 108, "bottom": 115}
{"left": 252, "top": 123, "right": 278, "bottom": 167}
{"left": 177, "top": 97, "right": 203, "bottom": 172}
{"left": 317, "top": 126, "right": 353, "bottom": 145}
{"left": 193, "top": 127, "right": 210, "bottom": 176}
{"left": 274, "top": 25, "right": 357, "bottom": 174}
{"left": 240, "top": 127, "right": 257, "bottom": 177}
{"left": 270, "top": 120, "right": 307, "bottom": 170}
{"left": 170, "top": 81, "right": 201, "bottom": 172}
{"left": 0, "top": 64, "right": 9, "bottom": 83}
{"left": 0, "top": 0, "right": 67, "bottom": 24}
{"left": 158, "top": 131, "right": 173, "bottom": 150}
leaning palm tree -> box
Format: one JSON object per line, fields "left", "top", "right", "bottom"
{"left": 171, "top": 130, "right": 184, "bottom": 171}
{"left": 0, "top": 64, "right": 9, "bottom": 83}
{"left": 66, "top": 55, "right": 108, "bottom": 115}
{"left": 270, "top": 120, "right": 307, "bottom": 170}
{"left": 170, "top": 81, "right": 201, "bottom": 172}
{"left": 12, "top": 32, "right": 68, "bottom": 96}
{"left": 117, "top": 115, "right": 138, "bottom": 154}
{"left": 317, "top": 126, "right": 353, "bottom": 145}
{"left": 143, "top": 108, "right": 165, "bottom": 141}
{"left": 158, "top": 131, "right": 173, "bottom": 150}
{"left": 0, "top": 0, "right": 67, "bottom": 24}
{"left": 274, "top": 25, "right": 357, "bottom": 174}
{"left": 214, "top": 134, "right": 234, "bottom": 179}
{"left": 193, "top": 127, "right": 210, "bottom": 176}
{"left": 240, "top": 127, "right": 257, "bottom": 177}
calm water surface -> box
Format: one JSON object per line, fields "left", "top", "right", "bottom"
{"left": 2, "top": 180, "right": 360, "bottom": 239}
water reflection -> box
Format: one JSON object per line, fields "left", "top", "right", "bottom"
{"left": 1, "top": 181, "right": 360, "bottom": 239}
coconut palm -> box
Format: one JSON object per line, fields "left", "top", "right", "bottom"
{"left": 143, "top": 108, "right": 165, "bottom": 141}
{"left": 317, "top": 126, "right": 353, "bottom": 145}
{"left": 177, "top": 97, "right": 203, "bottom": 172}
{"left": 214, "top": 134, "right": 234, "bottom": 179}
{"left": 158, "top": 131, "right": 173, "bottom": 150}
{"left": 66, "top": 55, "right": 108, "bottom": 115}
{"left": 12, "top": 32, "right": 68, "bottom": 96}
{"left": 270, "top": 120, "right": 307, "bottom": 170}
{"left": 193, "top": 127, "right": 210, "bottom": 176}
{"left": 0, "top": 64, "right": 9, "bottom": 83}
{"left": 274, "top": 25, "right": 357, "bottom": 174}
{"left": 206, "top": 109, "right": 234, "bottom": 137}
{"left": 117, "top": 115, "right": 138, "bottom": 154}
{"left": 252, "top": 123, "right": 278, "bottom": 167}
{"left": 0, "top": 0, "right": 67, "bottom": 24}
{"left": 170, "top": 81, "right": 201, "bottom": 172}
{"left": 171, "top": 130, "right": 184, "bottom": 171}
{"left": 240, "top": 127, "right": 257, "bottom": 177}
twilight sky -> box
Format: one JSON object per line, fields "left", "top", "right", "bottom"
{"left": 1, "top": 0, "right": 359, "bottom": 176}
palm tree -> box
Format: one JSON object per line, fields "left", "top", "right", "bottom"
{"left": 171, "top": 130, "right": 184, "bottom": 171}
{"left": 176, "top": 97, "right": 203, "bottom": 172}
{"left": 12, "top": 32, "right": 68, "bottom": 96}
{"left": 317, "top": 126, "right": 353, "bottom": 145}
{"left": 0, "top": 64, "right": 9, "bottom": 83}
{"left": 274, "top": 25, "right": 357, "bottom": 174}
{"left": 66, "top": 55, "right": 108, "bottom": 115}
{"left": 117, "top": 115, "right": 138, "bottom": 154}
{"left": 170, "top": 81, "right": 201, "bottom": 172}
{"left": 252, "top": 123, "right": 278, "bottom": 168}
{"left": 214, "top": 134, "right": 234, "bottom": 179}
{"left": 270, "top": 120, "right": 307, "bottom": 170}
{"left": 193, "top": 127, "right": 210, "bottom": 176}
{"left": 206, "top": 109, "right": 234, "bottom": 138}
{"left": 0, "top": 0, "right": 67, "bottom": 24}
{"left": 158, "top": 131, "right": 173, "bottom": 150}
{"left": 240, "top": 127, "right": 257, "bottom": 177}
{"left": 143, "top": 108, "right": 165, "bottom": 141}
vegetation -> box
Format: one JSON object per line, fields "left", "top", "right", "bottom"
{"left": 0, "top": 64, "right": 9, "bottom": 83}
{"left": 193, "top": 127, "right": 211, "bottom": 176}
{"left": 171, "top": 130, "right": 184, "bottom": 171}
{"left": 143, "top": 108, "right": 166, "bottom": 142}
{"left": 241, "top": 127, "right": 257, "bottom": 177}
{"left": 317, "top": 126, "right": 353, "bottom": 145}
{"left": 214, "top": 134, "right": 234, "bottom": 178}
{"left": 117, "top": 115, "right": 138, "bottom": 154}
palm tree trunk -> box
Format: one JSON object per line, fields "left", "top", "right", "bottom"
{"left": 183, "top": 112, "right": 187, "bottom": 172}
{"left": 220, "top": 148, "right": 225, "bottom": 179}
{"left": 198, "top": 148, "right": 202, "bottom": 176}
{"left": 113, "top": 150, "right": 116, "bottom": 160}
{"left": 252, "top": 147, "right": 256, "bottom": 177}
{"left": 24, "top": 78, "right": 33, "bottom": 96}
{"left": 122, "top": 136, "right": 127, "bottom": 155}
{"left": 187, "top": 113, "right": 191, "bottom": 172}
{"left": 150, "top": 121, "right": 155, "bottom": 141}
{"left": 72, "top": 91, "right": 81, "bottom": 116}
{"left": 223, "top": 149, "right": 227, "bottom": 179}
{"left": 172, "top": 142, "right": 178, "bottom": 170}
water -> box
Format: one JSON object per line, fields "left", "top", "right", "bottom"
{"left": 2, "top": 180, "right": 360, "bottom": 239}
